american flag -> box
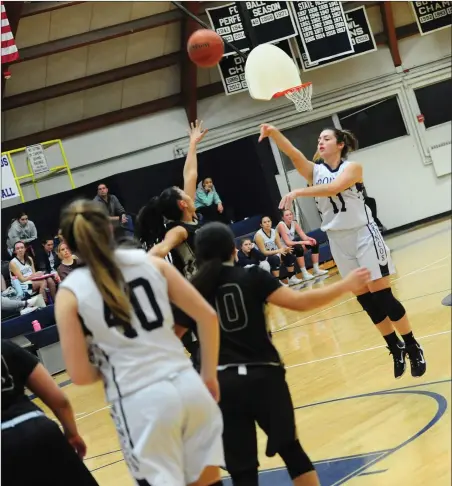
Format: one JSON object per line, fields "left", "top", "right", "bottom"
{"left": 1, "top": 1, "right": 19, "bottom": 64}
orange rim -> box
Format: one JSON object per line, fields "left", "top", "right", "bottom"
{"left": 272, "top": 81, "right": 313, "bottom": 99}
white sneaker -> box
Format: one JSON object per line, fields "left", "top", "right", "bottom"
{"left": 27, "top": 295, "right": 46, "bottom": 308}
{"left": 280, "top": 280, "right": 289, "bottom": 287}
{"left": 302, "top": 272, "right": 315, "bottom": 281}
{"left": 313, "top": 268, "right": 329, "bottom": 276}
{"left": 21, "top": 306, "right": 37, "bottom": 315}
{"left": 289, "top": 275, "right": 304, "bottom": 285}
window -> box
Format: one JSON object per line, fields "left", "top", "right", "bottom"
{"left": 415, "top": 80, "right": 452, "bottom": 129}
{"left": 338, "top": 96, "right": 407, "bottom": 150}
{"left": 280, "top": 116, "right": 334, "bottom": 171}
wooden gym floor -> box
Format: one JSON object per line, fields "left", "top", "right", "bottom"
{"left": 34, "top": 217, "right": 451, "bottom": 486}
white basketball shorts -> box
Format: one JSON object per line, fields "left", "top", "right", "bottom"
{"left": 327, "top": 222, "right": 396, "bottom": 282}
{"left": 110, "top": 367, "right": 224, "bottom": 486}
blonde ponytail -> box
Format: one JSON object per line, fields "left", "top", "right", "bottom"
{"left": 60, "top": 200, "right": 132, "bottom": 326}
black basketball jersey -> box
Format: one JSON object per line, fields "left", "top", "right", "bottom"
{"left": 165, "top": 219, "right": 200, "bottom": 279}
{"left": 174, "top": 265, "right": 283, "bottom": 367}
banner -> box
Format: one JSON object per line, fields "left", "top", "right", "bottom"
{"left": 411, "top": 1, "right": 452, "bottom": 35}
{"left": 296, "top": 6, "right": 377, "bottom": 71}
{"left": 1, "top": 154, "right": 20, "bottom": 200}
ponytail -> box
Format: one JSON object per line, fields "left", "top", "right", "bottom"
{"left": 135, "top": 196, "right": 165, "bottom": 251}
{"left": 60, "top": 199, "right": 132, "bottom": 327}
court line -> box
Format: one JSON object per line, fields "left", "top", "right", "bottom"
{"left": 272, "top": 287, "right": 451, "bottom": 334}
{"left": 358, "top": 469, "right": 388, "bottom": 476}
{"left": 275, "top": 254, "right": 451, "bottom": 333}
{"left": 76, "top": 405, "right": 111, "bottom": 422}
{"left": 85, "top": 449, "right": 122, "bottom": 461}
{"left": 285, "top": 330, "right": 451, "bottom": 370}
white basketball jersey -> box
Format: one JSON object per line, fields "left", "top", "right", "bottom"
{"left": 277, "top": 222, "right": 296, "bottom": 246}
{"left": 60, "top": 249, "right": 191, "bottom": 402}
{"left": 254, "top": 228, "right": 278, "bottom": 251}
{"left": 313, "top": 161, "right": 374, "bottom": 231}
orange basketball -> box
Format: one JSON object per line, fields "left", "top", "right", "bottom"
{"left": 187, "top": 29, "right": 224, "bottom": 68}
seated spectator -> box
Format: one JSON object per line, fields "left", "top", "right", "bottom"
{"left": 254, "top": 216, "right": 303, "bottom": 286}
{"left": 9, "top": 241, "right": 50, "bottom": 303}
{"left": 1, "top": 274, "right": 45, "bottom": 317}
{"left": 235, "top": 238, "right": 271, "bottom": 273}
{"left": 93, "top": 183, "right": 127, "bottom": 225}
{"left": 195, "top": 177, "right": 230, "bottom": 224}
{"left": 57, "top": 243, "right": 79, "bottom": 282}
{"left": 6, "top": 212, "right": 38, "bottom": 257}
{"left": 363, "top": 186, "right": 387, "bottom": 233}
{"left": 277, "top": 209, "right": 328, "bottom": 280}
{"left": 36, "top": 237, "right": 61, "bottom": 276}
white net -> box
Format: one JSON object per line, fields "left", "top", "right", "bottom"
{"left": 284, "top": 83, "right": 313, "bottom": 113}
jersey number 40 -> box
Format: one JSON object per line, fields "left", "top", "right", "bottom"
{"left": 103, "top": 277, "right": 163, "bottom": 339}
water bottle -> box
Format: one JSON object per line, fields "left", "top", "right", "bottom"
{"left": 32, "top": 320, "right": 41, "bottom": 332}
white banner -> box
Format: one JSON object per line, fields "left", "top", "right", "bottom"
{"left": 1, "top": 154, "right": 20, "bottom": 201}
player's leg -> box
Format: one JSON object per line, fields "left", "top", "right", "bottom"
{"left": 253, "top": 367, "right": 319, "bottom": 486}
{"left": 281, "top": 252, "right": 303, "bottom": 285}
{"left": 217, "top": 368, "right": 260, "bottom": 486}
{"left": 267, "top": 254, "right": 286, "bottom": 284}
{"left": 358, "top": 223, "right": 426, "bottom": 378}
{"left": 292, "top": 245, "right": 314, "bottom": 281}
{"left": 305, "top": 242, "right": 328, "bottom": 277}
{"left": 177, "top": 368, "right": 224, "bottom": 486}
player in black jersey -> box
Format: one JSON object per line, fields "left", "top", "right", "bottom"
{"left": 135, "top": 120, "right": 207, "bottom": 362}
{"left": 174, "top": 222, "right": 370, "bottom": 486}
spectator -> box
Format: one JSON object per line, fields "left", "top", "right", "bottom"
{"left": 235, "top": 238, "right": 272, "bottom": 273}
{"left": 9, "top": 241, "right": 49, "bottom": 302}
{"left": 363, "top": 187, "right": 387, "bottom": 233}
{"left": 195, "top": 177, "right": 229, "bottom": 224}
{"left": 36, "top": 237, "right": 61, "bottom": 276}
{"left": 6, "top": 212, "right": 38, "bottom": 256}
{"left": 93, "top": 183, "right": 127, "bottom": 225}
{"left": 1, "top": 275, "right": 45, "bottom": 317}
{"left": 57, "top": 243, "right": 79, "bottom": 282}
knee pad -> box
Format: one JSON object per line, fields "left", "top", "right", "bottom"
{"left": 282, "top": 253, "right": 296, "bottom": 268}
{"left": 278, "top": 440, "right": 315, "bottom": 479}
{"left": 310, "top": 242, "right": 320, "bottom": 254}
{"left": 229, "top": 469, "right": 259, "bottom": 486}
{"left": 357, "top": 292, "right": 387, "bottom": 325}
{"left": 293, "top": 245, "right": 304, "bottom": 258}
{"left": 373, "top": 288, "right": 406, "bottom": 322}
{"left": 267, "top": 255, "right": 280, "bottom": 271}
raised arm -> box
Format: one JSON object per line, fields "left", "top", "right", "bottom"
{"left": 183, "top": 120, "right": 208, "bottom": 201}
{"left": 267, "top": 268, "right": 370, "bottom": 311}
{"left": 259, "top": 124, "right": 314, "bottom": 183}
{"left": 151, "top": 257, "right": 220, "bottom": 401}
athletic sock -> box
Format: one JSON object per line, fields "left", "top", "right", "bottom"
{"left": 401, "top": 331, "right": 418, "bottom": 347}
{"left": 384, "top": 331, "right": 403, "bottom": 348}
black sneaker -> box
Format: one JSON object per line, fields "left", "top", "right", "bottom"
{"left": 406, "top": 344, "right": 427, "bottom": 377}
{"left": 387, "top": 344, "right": 407, "bottom": 379}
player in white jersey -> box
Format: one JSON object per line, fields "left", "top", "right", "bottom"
{"left": 259, "top": 124, "right": 426, "bottom": 380}
{"left": 54, "top": 200, "right": 225, "bottom": 486}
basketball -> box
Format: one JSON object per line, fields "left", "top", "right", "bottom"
{"left": 187, "top": 29, "right": 224, "bottom": 68}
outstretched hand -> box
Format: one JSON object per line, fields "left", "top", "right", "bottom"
{"left": 258, "top": 123, "right": 275, "bottom": 142}
{"left": 279, "top": 190, "right": 298, "bottom": 210}
{"left": 189, "top": 119, "right": 208, "bottom": 145}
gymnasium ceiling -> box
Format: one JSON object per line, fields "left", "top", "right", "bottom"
{"left": 1, "top": 1, "right": 422, "bottom": 151}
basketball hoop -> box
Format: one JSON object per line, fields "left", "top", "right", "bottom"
{"left": 273, "top": 82, "right": 313, "bottom": 113}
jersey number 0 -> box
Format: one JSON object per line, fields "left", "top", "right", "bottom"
{"left": 103, "top": 277, "right": 163, "bottom": 338}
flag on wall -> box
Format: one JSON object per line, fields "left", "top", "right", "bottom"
{"left": 1, "top": 1, "right": 19, "bottom": 64}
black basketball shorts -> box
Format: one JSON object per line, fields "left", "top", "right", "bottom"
{"left": 218, "top": 365, "right": 297, "bottom": 474}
